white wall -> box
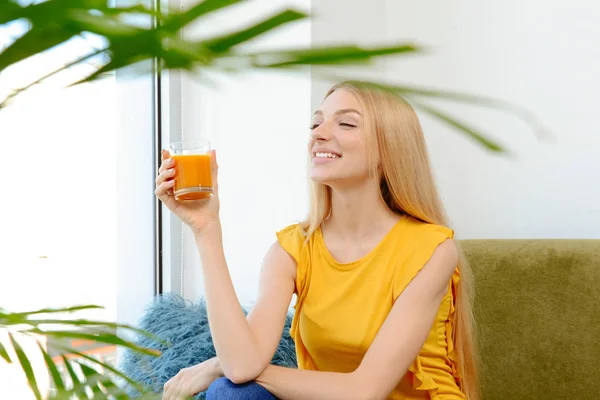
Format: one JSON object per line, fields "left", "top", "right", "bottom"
{"left": 176, "top": 0, "right": 599, "bottom": 305}
{"left": 171, "top": 0, "right": 311, "bottom": 304}
{"left": 311, "top": 0, "right": 600, "bottom": 239}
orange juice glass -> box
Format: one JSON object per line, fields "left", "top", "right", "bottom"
{"left": 169, "top": 140, "right": 213, "bottom": 201}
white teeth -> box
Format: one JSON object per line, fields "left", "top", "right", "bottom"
{"left": 315, "top": 152, "right": 340, "bottom": 159}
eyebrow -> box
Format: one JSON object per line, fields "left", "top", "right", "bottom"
{"left": 312, "top": 108, "right": 362, "bottom": 117}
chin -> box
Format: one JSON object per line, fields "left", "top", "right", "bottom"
{"left": 309, "top": 171, "right": 344, "bottom": 186}
{"left": 309, "top": 170, "right": 332, "bottom": 183}
{"left": 309, "top": 174, "right": 331, "bottom": 185}
{"left": 310, "top": 170, "right": 371, "bottom": 189}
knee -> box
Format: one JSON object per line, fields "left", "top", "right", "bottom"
{"left": 206, "top": 377, "right": 275, "bottom": 400}
{"left": 206, "top": 377, "right": 233, "bottom": 399}
{"left": 206, "top": 377, "right": 249, "bottom": 400}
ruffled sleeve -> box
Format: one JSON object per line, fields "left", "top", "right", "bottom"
{"left": 276, "top": 224, "right": 307, "bottom": 294}
{"left": 392, "top": 223, "right": 454, "bottom": 301}
{"left": 276, "top": 224, "right": 313, "bottom": 363}
{"left": 392, "top": 222, "right": 464, "bottom": 398}
{"left": 276, "top": 224, "right": 304, "bottom": 262}
{"left": 406, "top": 267, "right": 463, "bottom": 399}
{"left": 445, "top": 268, "right": 462, "bottom": 380}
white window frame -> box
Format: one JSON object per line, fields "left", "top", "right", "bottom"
{"left": 114, "top": 0, "right": 161, "bottom": 343}
{"left": 157, "top": 0, "right": 196, "bottom": 298}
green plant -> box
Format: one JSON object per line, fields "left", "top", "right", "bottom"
{"left": 0, "top": 305, "right": 167, "bottom": 399}
{"left": 0, "top": 0, "right": 542, "bottom": 152}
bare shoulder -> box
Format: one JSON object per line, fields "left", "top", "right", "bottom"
{"left": 262, "top": 240, "right": 297, "bottom": 281}
{"left": 431, "top": 238, "right": 459, "bottom": 269}
{"left": 415, "top": 238, "right": 458, "bottom": 297}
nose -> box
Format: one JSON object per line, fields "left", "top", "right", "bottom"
{"left": 310, "top": 123, "right": 331, "bottom": 142}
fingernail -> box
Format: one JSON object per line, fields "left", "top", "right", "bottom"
{"left": 165, "top": 158, "right": 173, "bottom": 164}
{"left": 168, "top": 168, "right": 175, "bottom": 174}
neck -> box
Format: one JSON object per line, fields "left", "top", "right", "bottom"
{"left": 324, "top": 178, "right": 400, "bottom": 240}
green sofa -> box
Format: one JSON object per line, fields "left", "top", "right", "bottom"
{"left": 123, "top": 239, "right": 599, "bottom": 399}
{"left": 461, "top": 239, "right": 600, "bottom": 400}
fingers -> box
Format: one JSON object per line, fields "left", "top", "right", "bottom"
{"left": 157, "top": 149, "right": 176, "bottom": 199}
{"left": 210, "top": 149, "right": 219, "bottom": 192}
{"left": 155, "top": 167, "right": 175, "bottom": 186}
{"left": 163, "top": 373, "right": 185, "bottom": 400}
{"left": 159, "top": 150, "right": 173, "bottom": 174}
{"left": 210, "top": 149, "right": 218, "bottom": 173}
{"left": 173, "top": 377, "right": 186, "bottom": 400}
{"left": 163, "top": 377, "right": 173, "bottom": 400}
{"left": 155, "top": 167, "right": 175, "bottom": 197}
{"left": 155, "top": 179, "right": 175, "bottom": 200}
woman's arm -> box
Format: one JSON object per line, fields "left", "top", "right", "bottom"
{"left": 195, "top": 224, "right": 296, "bottom": 384}
{"left": 255, "top": 239, "right": 459, "bottom": 400}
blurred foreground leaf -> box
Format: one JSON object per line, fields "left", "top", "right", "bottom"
{"left": 0, "top": 0, "right": 544, "bottom": 149}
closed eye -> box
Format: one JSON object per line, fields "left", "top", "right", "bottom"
{"left": 310, "top": 122, "right": 356, "bottom": 130}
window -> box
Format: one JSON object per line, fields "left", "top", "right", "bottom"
{"left": 0, "top": 1, "right": 158, "bottom": 393}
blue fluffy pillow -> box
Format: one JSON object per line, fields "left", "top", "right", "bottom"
{"left": 119, "top": 294, "right": 297, "bottom": 398}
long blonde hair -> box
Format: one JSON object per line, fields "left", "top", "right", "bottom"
{"left": 301, "top": 81, "right": 480, "bottom": 399}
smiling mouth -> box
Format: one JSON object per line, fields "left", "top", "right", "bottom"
{"left": 313, "top": 152, "right": 341, "bottom": 159}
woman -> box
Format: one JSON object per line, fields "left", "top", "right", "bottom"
{"left": 157, "top": 81, "right": 479, "bottom": 400}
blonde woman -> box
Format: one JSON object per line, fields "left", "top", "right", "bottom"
{"left": 157, "top": 81, "right": 479, "bottom": 400}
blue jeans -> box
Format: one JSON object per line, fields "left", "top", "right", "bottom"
{"left": 206, "top": 377, "right": 277, "bottom": 400}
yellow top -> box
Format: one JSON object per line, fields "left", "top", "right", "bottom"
{"left": 276, "top": 216, "right": 465, "bottom": 400}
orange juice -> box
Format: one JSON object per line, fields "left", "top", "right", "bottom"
{"left": 172, "top": 154, "right": 213, "bottom": 201}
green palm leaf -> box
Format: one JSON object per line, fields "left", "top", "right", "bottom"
{"left": 37, "top": 342, "right": 65, "bottom": 392}
{"left": 74, "top": 362, "right": 107, "bottom": 396}
{"left": 27, "top": 328, "right": 161, "bottom": 358}
{"left": 204, "top": 9, "right": 308, "bottom": 53}
{"left": 0, "top": 0, "right": 66, "bottom": 25}
{"left": 161, "top": 0, "right": 246, "bottom": 32}
{"left": 0, "top": 25, "right": 80, "bottom": 71}
{"left": 61, "top": 354, "right": 82, "bottom": 391}
{"left": 101, "top": 377, "right": 131, "bottom": 399}
{"left": 0, "top": 0, "right": 542, "bottom": 149}
{"left": 1, "top": 305, "right": 104, "bottom": 319}
{"left": 411, "top": 100, "right": 505, "bottom": 152}
{"left": 0, "top": 0, "right": 21, "bottom": 25}
{"left": 337, "top": 80, "right": 547, "bottom": 137}
{"left": 53, "top": 343, "right": 149, "bottom": 394}
{"left": 67, "top": 10, "right": 146, "bottom": 37}
{"left": 6, "top": 315, "right": 167, "bottom": 347}
{"left": 0, "top": 340, "right": 12, "bottom": 363}
{"left": 101, "top": 4, "right": 160, "bottom": 17}
{"left": 2, "top": 306, "right": 163, "bottom": 397}
{"left": 10, "top": 333, "right": 42, "bottom": 400}
{"left": 236, "top": 44, "right": 420, "bottom": 68}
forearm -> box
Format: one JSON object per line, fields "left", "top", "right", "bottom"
{"left": 255, "top": 365, "right": 368, "bottom": 400}
{"left": 194, "top": 224, "right": 263, "bottom": 382}
{"left": 205, "top": 356, "right": 224, "bottom": 379}
{"left": 207, "top": 357, "right": 225, "bottom": 379}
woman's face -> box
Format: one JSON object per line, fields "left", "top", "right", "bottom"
{"left": 309, "top": 89, "right": 372, "bottom": 186}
